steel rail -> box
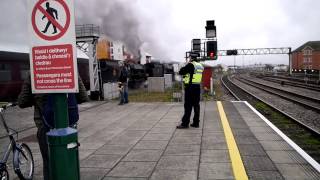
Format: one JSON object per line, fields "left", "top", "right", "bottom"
{"left": 221, "top": 75, "right": 320, "bottom": 137}
{"left": 260, "top": 77, "right": 320, "bottom": 92}
{"left": 236, "top": 77, "right": 320, "bottom": 113}
{"left": 240, "top": 77, "right": 320, "bottom": 103}
{"left": 253, "top": 73, "right": 320, "bottom": 86}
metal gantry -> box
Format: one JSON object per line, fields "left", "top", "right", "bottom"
{"left": 218, "top": 47, "right": 291, "bottom": 56}
{"left": 217, "top": 47, "right": 292, "bottom": 74}
{"left": 75, "top": 24, "right": 101, "bottom": 98}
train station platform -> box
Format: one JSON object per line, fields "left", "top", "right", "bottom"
{"left": 2, "top": 101, "right": 320, "bottom": 179}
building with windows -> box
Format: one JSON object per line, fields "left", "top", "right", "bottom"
{"left": 291, "top": 41, "right": 320, "bottom": 71}
{"left": 97, "top": 36, "right": 124, "bottom": 61}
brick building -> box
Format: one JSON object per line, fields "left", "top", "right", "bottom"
{"left": 291, "top": 41, "right": 320, "bottom": 71}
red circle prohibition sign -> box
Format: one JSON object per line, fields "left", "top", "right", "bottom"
{"left": 32, "top": 0, "right": 70, "bottom": 41}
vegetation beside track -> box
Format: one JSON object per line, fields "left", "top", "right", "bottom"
{"left": 254, "top": 101, "right": 320, "bottom": 162}
{"left": 129, "top": 91, "right": 173, "bottom": 102}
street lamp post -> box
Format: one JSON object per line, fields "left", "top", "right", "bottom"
{"left": 304, "top": 69, "right": 307, "bottom": 84}
{"left": 234, "top": 56, "right": 236, "bottom": 73}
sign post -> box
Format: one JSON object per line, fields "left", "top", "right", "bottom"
{"left": 27, "top": 0, "right": 79, "bottom": 179}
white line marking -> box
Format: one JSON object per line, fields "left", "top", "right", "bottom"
{"left": 244, "top": 101, "right": 320, "bottom": 172}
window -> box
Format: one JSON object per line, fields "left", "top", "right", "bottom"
{"left": 303, "top": 49, "right": 312, "bottom": 56}
{"left": 20, "top": 63, "right": 30, "bottom": 80}
{"left": 303, "top": 57, "right": 308, "bottom": 63}
{"left": 309, "top": 65, "right": 312, "bottom": 69}
{"left": 308, "top": 57, "right": 312, "bottom": 63}
{"left": 0, "top": 64, "right": 11, "bottom": 82}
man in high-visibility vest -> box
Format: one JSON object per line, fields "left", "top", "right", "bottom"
{"left": 177, "top": 55, "right": 204, "bottom": 129}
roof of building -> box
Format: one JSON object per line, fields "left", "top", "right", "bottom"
{"left": 293, "top": 41, "right": 320, "bottom": 52}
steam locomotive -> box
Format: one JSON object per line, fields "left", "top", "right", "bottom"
{"left": 0, "top": 49, "right": 176, "bottom": 101}
{"left": 99, "top": 60, "right": 175, "bottom": 89}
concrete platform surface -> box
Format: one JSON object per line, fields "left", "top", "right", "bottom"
{"left": 0, "top": 101, "right": 319, "bottom": 179}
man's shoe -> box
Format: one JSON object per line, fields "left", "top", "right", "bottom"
{"left": 190, "top": 123, "right": 199, "bottom": 128}
{"left": 176, "top": 125, "right": 189, "bottom": 129}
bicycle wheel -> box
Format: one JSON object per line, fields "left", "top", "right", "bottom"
{"left": 0, "top": 169, "right": 9, "bottom": 180}
{"left": 13, "top": 143, "right": 34, "bottom": 180}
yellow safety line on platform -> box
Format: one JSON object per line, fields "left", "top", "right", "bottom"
{"left": 217, "top": 101, "right": 248, "bottom": 180}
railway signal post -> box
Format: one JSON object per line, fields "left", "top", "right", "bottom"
{"left": 187, "top": 20, "right": 218, "bottom": 61}
{"left": 27, "top": 0, "right": 80, "bottom": 179}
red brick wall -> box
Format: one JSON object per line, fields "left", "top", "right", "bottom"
{"left": 292, "top": 51, "right": 320, "bottom": 70}
{"left": 314, "top": 51, "right": 320, "bottom": 70}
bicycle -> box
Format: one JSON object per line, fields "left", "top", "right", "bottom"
{"left": 0, "top": 103, "right": 34, "bottom": 180}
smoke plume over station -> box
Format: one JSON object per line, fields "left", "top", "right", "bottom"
{"left": 75, "top": 0, "right": 167, "bottom": 60}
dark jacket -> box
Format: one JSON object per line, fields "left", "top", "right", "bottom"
{"left": 118, "top": 66, "right": 129, "bottom": 83}
{"left": 18, "top": 74, "right": 89, "bottom": 128}
{"left": 179, "top": 62, "right": 195, "bottom": 87}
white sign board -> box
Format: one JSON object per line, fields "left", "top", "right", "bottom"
{"left": 27, "top": 0, "right": 78, "bottom": 93}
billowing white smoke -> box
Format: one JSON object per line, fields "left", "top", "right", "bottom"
{"left": 75, "top": 0, "right": 166, "bottom": 60}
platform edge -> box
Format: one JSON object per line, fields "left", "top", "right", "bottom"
{"left": 243, "top": 101, "right": 320, "bottom": 172}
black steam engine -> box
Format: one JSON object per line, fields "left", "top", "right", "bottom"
{"left": 99, "top": 60, "right": 175, "bottom": 89}
{"left": 0, "top": 50, "right": 176, "bottom": 101}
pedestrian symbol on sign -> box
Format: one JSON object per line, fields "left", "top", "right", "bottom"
{"left": 41, "top": 2, "right": 58, "bottom": 34}
{"left": 31, "top": 0, "right": 70, "bottom": 41}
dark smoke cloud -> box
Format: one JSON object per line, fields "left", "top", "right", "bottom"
{"left": 75, "top": 0, "right": 166, "bottom": 59}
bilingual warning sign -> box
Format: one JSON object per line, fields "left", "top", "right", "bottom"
{"left": 28, "top": 0, "right": 78, "bottom": 93}
{"left": 32, "top": 44, "right": 75, "bottom": 89}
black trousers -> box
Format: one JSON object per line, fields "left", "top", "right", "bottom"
{"left": 37, "top": 125, "right": 50, "bottom": 180}
{"left": 181, "top": 84, "right": 200, "bottom": 126}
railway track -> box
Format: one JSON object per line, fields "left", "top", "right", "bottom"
{"left": 259, "top": 77, "right": 320, "bottom": 92}
{"left": 235, "top": 77, "right": 320, "bottom": 113}
{"left": 222, "top": 74, "right": 320, "bottom": 162}
{"left": 221, "top": 75, "right": 320, "bottom": 137}
{"left": 251, "top": 72, "right": 320, "bottom": 85}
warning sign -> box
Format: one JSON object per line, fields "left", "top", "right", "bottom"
{"left": 28, "top": 0, "right": 78, "bottom": 93}
{"left": 32, "top": 44, "right": 75, "bottom": 90}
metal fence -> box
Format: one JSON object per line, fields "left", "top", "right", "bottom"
{"left": 75, "top": 24, "right": 100, "bottom": 38}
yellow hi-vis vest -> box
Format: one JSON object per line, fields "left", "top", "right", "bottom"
{"left": 183, "top": 61, "right": 204, "bottom": 85}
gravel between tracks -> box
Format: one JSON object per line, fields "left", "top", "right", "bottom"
{"left": 231, "top": 76, "right": 320, "bottom": 133}
{"left": 213, "top": 73, "right": 236, "bottom": 101}
{"left": 243, "top": 74, "right": 320, "bottom": 99}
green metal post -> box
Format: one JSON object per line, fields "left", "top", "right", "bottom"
{"left": 53, "top": 94, "right": 69, "bottom": 128}
{"left": 47, "top": 93, "right": 80, "bottom": 180}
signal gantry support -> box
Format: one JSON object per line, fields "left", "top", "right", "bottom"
{"left": 218, "top": 47, "right": 291, "bottom": 56}
{"left": 218, "top": 47, "right": 292, "bottom": 75}
{"left": 75, "top": 24, "right": 102, "bottom": 100}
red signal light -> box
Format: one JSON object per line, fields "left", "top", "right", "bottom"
{"left": 210, "top": 52, "right": 214, "bottom": 59}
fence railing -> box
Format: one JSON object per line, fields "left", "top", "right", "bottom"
{"left": 75, "top": 24, "right": 100, "bottom": 37}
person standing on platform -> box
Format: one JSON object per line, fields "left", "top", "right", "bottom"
{"left": 177, "top": 55, "right": 204, "bottom": 129}
{"left": 17, "top": 74, "right": 88, "bottom": 180}
{"left": 118, "top": 62, "right": 129, "bottom": 105}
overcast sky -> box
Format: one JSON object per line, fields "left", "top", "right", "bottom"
{"left": 0, "top": 0, "right": 319, "bottom": 66}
